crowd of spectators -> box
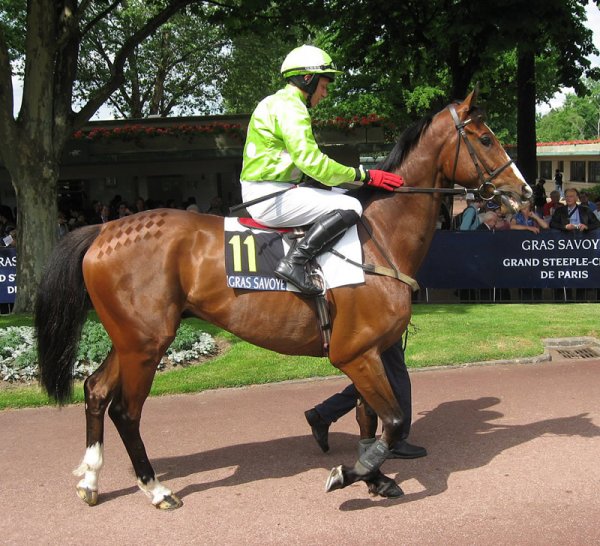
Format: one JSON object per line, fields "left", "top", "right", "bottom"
{"left": 0, "top": 205, "right": 16, "bottom": 247}
{"left": 55, "top": 194, "right": 230, "bottom": 240}
{"left": 452, "top": 182, "right": 600, "bottom": 234}
{"left": 4, "top": 183, "right": 600, "bottom": 246}
{"left": 448, "top": 183, "right": 600, "bottom": 303}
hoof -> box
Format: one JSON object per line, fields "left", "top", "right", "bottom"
{"left": 76, "top": 485, "right": 98, "bottom": 506}
{"left": 325, "top": 465, "right": 344, "bottom": 492}
{"left": 367, "top": 475, "right": 404, "bottom": 498}
{"left": 155, "top": 494, "right": 183, "bottom": 510}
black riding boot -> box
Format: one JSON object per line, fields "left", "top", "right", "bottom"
{"left": 274, "top": 209, "right": 359, "bottom": 296}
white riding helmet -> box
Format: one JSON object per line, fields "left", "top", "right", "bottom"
{"left": 280, "top": 45, "right": 343, "bottom": 80}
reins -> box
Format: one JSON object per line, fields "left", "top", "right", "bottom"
{"left": 392, "top": 186, "right": 467, "bottom": 196}
{"left": 329, "top": 214, "right": 421, "bottom": 292}
{"left": 334, "top": 103, "right": 516, "bottom": 291}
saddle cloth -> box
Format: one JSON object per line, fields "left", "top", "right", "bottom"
{"left": 224, "top": 217, "right": 365, "bottom": 292}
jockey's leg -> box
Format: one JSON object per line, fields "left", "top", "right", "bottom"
{"left": 243, "top": 184, "right": 361, "bottom": 296}
{"left": 275, "top": 209, "right": 359, "bottom": 295}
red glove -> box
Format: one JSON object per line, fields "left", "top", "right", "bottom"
{"left": 366, "top": 170, "right": 404, "bottom": 191}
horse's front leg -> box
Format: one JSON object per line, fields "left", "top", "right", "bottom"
{"left": 326, "top": 352, "right": 404, "bottom": 498}
{"left": 355, "top": 395, "right": 378, "bottom": 439}
{"left": 355, "top": 396, "right": 399, "bottom": 497}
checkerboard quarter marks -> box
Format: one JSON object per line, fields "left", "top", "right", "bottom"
{"left": 35, "top": 90, "right": 532, "bottom": 509}
{"left": 90, "top": 211, "right": 169, "bottom": 258}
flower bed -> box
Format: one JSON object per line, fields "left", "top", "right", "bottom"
{"left": 0, "top": 324, "right": 218, "bottom": 385}
{"left": 73, "top": 122, "right": 246, "bottom": 142}
{"left": 72, "top": 114, "right": 396, "bottom": 143}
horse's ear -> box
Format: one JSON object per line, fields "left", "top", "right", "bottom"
{"left": 463, "top": 83, "right": 480, "bottom": 109}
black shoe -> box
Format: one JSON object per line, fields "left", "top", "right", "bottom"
{"left": 274, "top": 209, "right": 359, "bottom": 296}
{"left": 275, "top": 260, "right": 322, "bottom": 296}
{"left": 304, "top": 408, "right": 330, "bottom": 453}
{"left": 388, "top": 440, "right": 427, "bottom": 459}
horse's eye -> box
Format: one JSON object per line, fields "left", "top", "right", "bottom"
{"left": 480, "top": 135, "right": 492, "bottom": 146}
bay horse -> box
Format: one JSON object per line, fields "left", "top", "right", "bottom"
{"left": 36, "top": 89, "right": 531, "bottom": 509}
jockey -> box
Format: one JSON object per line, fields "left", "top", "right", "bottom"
{"left": 240, "top": 44, "right": 404, "bottom": 296}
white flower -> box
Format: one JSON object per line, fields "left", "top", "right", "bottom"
{"left": 0, "top": 325, "right": 217, "bottom": 382}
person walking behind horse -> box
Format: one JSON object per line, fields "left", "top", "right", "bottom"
{"left": 305, "top": 339, "right": 427, "bottom": 459}
{"left": 240, "top": 44, "right": 404, "bottom": 295}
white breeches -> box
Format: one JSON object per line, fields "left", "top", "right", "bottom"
{"left": 240, "top": 181, "right": 362, "bottom": 227}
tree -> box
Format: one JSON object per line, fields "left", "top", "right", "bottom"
{"left": 220, "top": 30, "right": 301, "bottom": 114}
{"left": 321, "top": 0, "right": 597, "bottom": 170}
{"left": 76, "top": 2, "right": 228, "bottom": 118}
{"left": 495, "top": 0, "right": 597, "bottom": 183}
{"left": 0, "top": 0, "right": 222, "bottom": 312}
{"left": 537, "top": 80, "right": 600, "bottom": 142}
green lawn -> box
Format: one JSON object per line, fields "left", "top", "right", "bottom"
{"left": 1, "top": 303, "right": 598, "bottom": 410}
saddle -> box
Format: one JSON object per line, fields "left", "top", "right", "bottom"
{"left": 229, "top": 217, "right": 333, "bottom": 355}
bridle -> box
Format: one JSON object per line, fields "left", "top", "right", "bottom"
{"left": 392, "top": 104, "right": 518, "bottom": 200}
{"left": 448, "top": 104, "right": 514, "bottom": 201}
{"left": 335, "top": 105, "right": 519, "bottom": 294}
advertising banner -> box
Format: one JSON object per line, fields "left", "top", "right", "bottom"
{"left": 0, "top": 247, "right": 16, "bottom": 303}
{"left": 417, "top": 231, "right": 600, "bottom": 289}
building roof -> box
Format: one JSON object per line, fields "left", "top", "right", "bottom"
{"left": 535, "top": 139, "right": 600, "bottom": 157}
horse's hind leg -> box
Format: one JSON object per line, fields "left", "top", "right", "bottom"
{"left": 326, "top": 353, "right": 405, "bottom": 498}
{"left": 107, "top": 346, "right": 182, "bottom": 510}
{"left": 74, "top": 350, "right": 120, "bottom": 506}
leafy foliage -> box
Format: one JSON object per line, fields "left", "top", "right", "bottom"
{"left": 0, "top": 0, "right": 26, "bottom": 63}
{"left": 76, "top": 322, "right": 113, "bottom": 366}
{"left": 0, "top": 327, "right": 37, "bottom": 382}
{"left": 219, "top": 31, "right": 300, "bottom": 114}
{"left": 536, "top": 79, "right": 600, "bottom": 142}
{"left": 314, "top": 0, "right": 598, "bottom": 143}
{"left": 75, "top": 2, "right": 228, "bottom": 117}
{"left": 165, "top": 325, "right": 217, "bottom": 365}
{"left": 0, "top": 323, "right": 218, "bottom": 384}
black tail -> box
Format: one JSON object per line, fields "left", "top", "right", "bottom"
{"left": 35, "top": 225, "right": 101, "bottom": 404}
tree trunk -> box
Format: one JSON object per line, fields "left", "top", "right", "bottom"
{"left": 12, "top": 166, "right": 58, "bottom": 313}
{"left": 516, "top": 46, "right": 537, "bottom": 185}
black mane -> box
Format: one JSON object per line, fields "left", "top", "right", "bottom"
{"left": 375, "top": 103, "right": 485, "bottom": 173}
{"left": 345, "top": 113, "right": 434, "bottom": 203}
{"left": 376, "top": 114, "right": 434, "bottom": 173}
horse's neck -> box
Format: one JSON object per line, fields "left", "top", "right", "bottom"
{"left": 363, "top": 139, "right": 446, "bottom": 276}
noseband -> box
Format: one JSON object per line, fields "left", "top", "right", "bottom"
{"left": 448, "top": 104, "right": 514, "bottom": 201}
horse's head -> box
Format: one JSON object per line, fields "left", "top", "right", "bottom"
{"left": 440, "top": 88, "right": 532, "bottom": 213}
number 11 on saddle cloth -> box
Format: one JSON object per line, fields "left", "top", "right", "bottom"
{"left": 223, "top": 217, "right": 364, "bottom": 292}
